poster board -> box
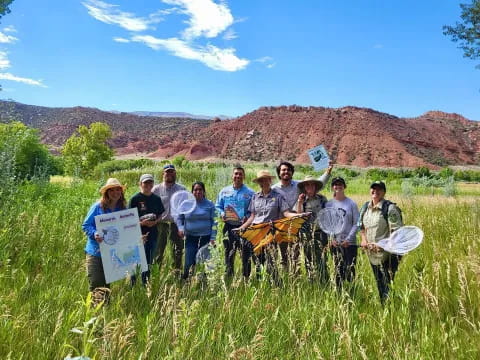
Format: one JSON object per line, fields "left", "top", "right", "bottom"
{"left": 307, "top": 144, "right": 330, "bottom": 171}
{"left": 95, "top": 208, "right": 148, "bottom": 284}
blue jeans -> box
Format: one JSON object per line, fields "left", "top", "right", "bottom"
{"left": 131, "top": 237, "right": 157, "bottom": 286}
{"left": 184, "top": 234, "right": 210, "bottom": 279}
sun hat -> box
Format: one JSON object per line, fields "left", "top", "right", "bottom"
{"left": 370, "top": 180, "right": 386, "bottom": 192}
{"left": 297, "top": 175, "right": 323, "bottom": 193}
{"left": 252, "top": 170, "right": 276, "bottom": 183}
{"left": 163, "top": 164, "right": 176, "bottom": 171}
{"left": 100, "top": 178, "right": 126, "bottom": 194}
{"left": 139, "top": 174, "right": 154, "bottom": 183}
{"left": 331, "top": 176, "right": 346, "bottom": 187}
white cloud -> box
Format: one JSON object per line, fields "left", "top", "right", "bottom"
{"left": 3, "top": 25, "right": 17, "bottom": 33}
{"left": 83, "top": 0, "right": 163, "bottom": 32}
{"left": 266, "top": 62, "right": 276, "bottom": 69}
{"left": 0, "top": 51, "right": 11, "bottom": 69}
{"left": 0, "top": 26, "right": 18, "bottom": 43}
{"left": 0, "top": 72, "right": 46, "bottom": 87}
{"left": 84, "top": 0, "right": 252, "bottom": 72}
{"left": 163, "top": 0, "right": 234, "bottom": 39}
{"left": 113, "top": 37, "right": 130, "bottom": 43}
{"left": 255, "top": 56, "right": 273, "bottom": 63}
{"left": 223, "top": 28, "right": 237, "bottom": 41}
{"left": 131, "top": 35, "right": 248, "bottom": 71}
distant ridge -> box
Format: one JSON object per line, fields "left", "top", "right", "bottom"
{"left": 107, "top": 110, "right": 232, "bottom": 120}
{"left": 0, "top": 100, "right": 478, "bottom": 168}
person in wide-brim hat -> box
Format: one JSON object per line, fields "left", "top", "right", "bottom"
{"left": 100, "top": 178, "right": 126, "bottom": 194}
{"left": 297, "top": 175, "right": 323, "bottom": 194}
{"left": 252, "top": 170, "right": 276, "bottom": 184}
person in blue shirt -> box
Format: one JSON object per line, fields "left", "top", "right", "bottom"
{"left": 175, "top": 181, "right": 217, "bottom": 279}
{"left": 82, "top": 178, "right": 127, "bottom": 301}
{"left": 215, "top": 165, "right": 255, "bottom": 278}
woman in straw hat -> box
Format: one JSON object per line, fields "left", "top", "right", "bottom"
{"left": 295, "top": 176, "right": 329, "bottom": 282}
{"left": 237, "top": 170, "right": 303, "bottom": 281}
{"left": 82, "top": 178, "right": 127, "bottom": 302}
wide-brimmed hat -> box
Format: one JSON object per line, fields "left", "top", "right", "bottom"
{"left": 100, "top": 178, "right": 126, "bottom": 194}
{"left": 298, "top": 175, "right": 323, "bottom": 193}
{"left": 252, "top": 170, "right": 276, "bottom": 183}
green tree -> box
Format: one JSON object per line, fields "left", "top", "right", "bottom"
{"left": 0, "top": 121, "right": 53, "bottom": 179}
{"left": 62, "top": 122, "right": 114, "bottom": 177}
{"left": 0, "top": 0, "right": 14, "bottom": 18}
{"left": 443, "top": 1, "right": 480, "bottom": 67}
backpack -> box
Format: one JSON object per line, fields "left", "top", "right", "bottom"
{"left": 358, "top": 200, "right": 402, "bottom": 229}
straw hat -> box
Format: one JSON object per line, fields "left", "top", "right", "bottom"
{"left": 100, "top": 178, "right": 126, "bottom": 194}
{"left": 252, "top": 170, "right": 276, "bottom": 183}
{"left": 297, "top": 175, "right": 323, "bottom": 193}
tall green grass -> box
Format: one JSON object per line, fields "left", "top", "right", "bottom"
{"left": 0, "top": 166, "right": 479, "bottom": 359}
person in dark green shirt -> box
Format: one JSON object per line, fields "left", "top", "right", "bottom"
{"left": 129, "top": 174, "right": 165, "bottom": 285}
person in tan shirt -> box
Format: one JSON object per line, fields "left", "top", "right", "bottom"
{"left": 359, "top": 181, "right": 403, "bottom": 304}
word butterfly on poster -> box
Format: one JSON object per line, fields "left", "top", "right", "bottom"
{"left": 95, "top": 208, "right": 148, "bottom": 284}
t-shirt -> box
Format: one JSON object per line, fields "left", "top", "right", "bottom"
{"left": 128, "top": 192, "right": 165, "bottom": 243}
{"left": 325, "top": 197, "right": 359, "bottom": 245}
{"left": 152, "top": 182, "right": 186, "bottom": 222}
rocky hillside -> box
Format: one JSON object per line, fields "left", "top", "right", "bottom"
{"left": 152, "top": 105, "right": 479, "bottom": 168}
{"left": 1, "top": 100, "right": 478, "bottom": 168}
{"left": 0, "top": 100, "right": 211, "bottom": 154}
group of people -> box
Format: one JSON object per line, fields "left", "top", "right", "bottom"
{"left": 82, "top": 161, "right": 403, "bottom": 304}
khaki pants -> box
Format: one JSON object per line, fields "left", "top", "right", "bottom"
{"left": 85, "top": 254, "right": 108, "bottom": 291}
{"left": 155, "top": 222, "right": 184, "bottom": 271}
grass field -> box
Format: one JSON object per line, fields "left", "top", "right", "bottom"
{"left": 1, "top": 164, "right": 479, "bottom": 359}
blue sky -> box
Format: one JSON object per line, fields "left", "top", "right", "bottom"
{"left": 0, "top": 0, "right": 479, "bottom": 120}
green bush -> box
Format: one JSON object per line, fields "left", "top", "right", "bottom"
{"left": 92, "top": 158, "right": 156, "bottom": 177}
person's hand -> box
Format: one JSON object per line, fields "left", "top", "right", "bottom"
{"left": 331, "top": 239, "right": 339, "bottom": 247}
{"left": 232, "top": 226, "right": 245, "bottom": 233}
{"left": 141, "top": 232, "right": 149, "bottom": 244}
{"left": 210, "top": 240, "right": 216, "bottom": 247}
{"left": 360, "top": 239, "right": 368, "bottom": 249}
{"left": 327, "top": 161, "right": 334, "bottom": 174}
{"left": 341, "top": 241, "right": 349, "bottom": 248}
{"left": 94, "top": 233, "right": 103, "bottom": 243}
{"left": 368, "top": 243, "right": 380, "bottom": 252}
{"left": 178, "top": 230, "right": 185, "bottom": 238}
{"left": 141, "top": 219, "right": 157, "bottom": 228}
{"left": 298, "top": 193, "right": 306, "bottom": 202}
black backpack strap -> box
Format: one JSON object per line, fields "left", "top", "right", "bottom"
{"left": 357, "top": 201, "right": 369, "bottom": 229}
{"left": 381, "top": 200, "right": 393, "bottom": 222}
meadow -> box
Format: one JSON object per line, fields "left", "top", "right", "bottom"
{"left": 0, "top": 161, "right": 479, "bottom": 359}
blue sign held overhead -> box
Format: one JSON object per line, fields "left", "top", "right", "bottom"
{"left": 307, "top": 144, "right": 330, "bottom": 171}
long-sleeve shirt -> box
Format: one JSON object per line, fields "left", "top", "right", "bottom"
{"left": 152, "top": 182, "right": 186, "bottom": 222}
{"left": 272, "top": 172, "right": 331, "bottom": 210}
{"left": 325, "top": 197, "right": 359, "bottom": 245}
{"left": 82, "top": 201, "right": 124, "bottom": 257}
{"left": 215, "top": 184, "right": 255, "bottom": 225}
{"left": 175, "top": 198, "right": 217, "bottom": 241}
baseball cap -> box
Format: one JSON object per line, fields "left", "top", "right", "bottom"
{"left": 140, "top": 174, "right": 154, "bottom": 183}
{"left": 370, "top": 180, "right": 386, "bottom": 191}
{"left": 163, "top": 164, "right": 176, "bottom": 171}
{"left": 331, "top": 177, "right": 346, "bottom": 187}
